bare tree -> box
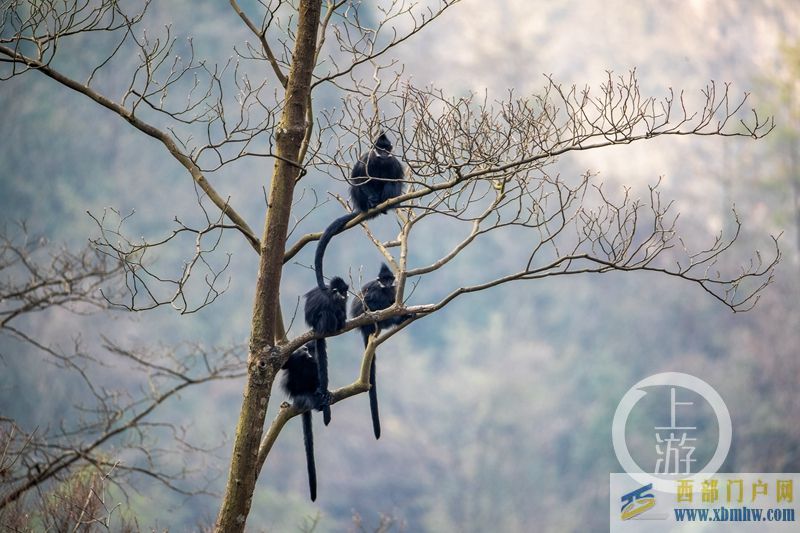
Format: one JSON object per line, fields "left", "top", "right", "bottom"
{"left": 0, "top": 225, "right": 246, "bottom": 515}
{"left": 0, "top": 1, "right": 779, "bottom": 531}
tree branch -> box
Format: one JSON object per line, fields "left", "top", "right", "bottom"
{"left": 0, "top": 44, "right": 261, "bottom": 252}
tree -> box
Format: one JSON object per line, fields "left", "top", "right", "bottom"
{"left": 0, "top": 1, "right": 778, "bottom": 531}
{"left": 0, "top": 225, "right": 245, "bottom": 523}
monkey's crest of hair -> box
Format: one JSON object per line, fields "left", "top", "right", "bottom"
{"left": 378, "top": 263, "right": 393, "bottom": 281}
{"left": 328, "top": 276, "right": 348, "bottom": 295}
{"left": 374, "top": 132, "right": 392, "bottom": 153}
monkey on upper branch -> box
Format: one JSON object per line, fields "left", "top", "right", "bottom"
{"left": 314, "top": 133, "right": 405, "bottom": 290}
{"left": 303, "top": 276, "right": 349, "bottom": 426}
{"left": 281, "top": 342, "right": 321, "bottom": 501}
{"left": 350, "top": 263, "right": 413, "bottom": 439}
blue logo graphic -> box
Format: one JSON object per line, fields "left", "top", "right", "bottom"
{"left": 621, "top": 483, "right": 656, "bottom": 520}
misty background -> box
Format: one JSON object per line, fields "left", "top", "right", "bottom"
{"left": 1, "top": 1, "right": 798, "bottom": 531}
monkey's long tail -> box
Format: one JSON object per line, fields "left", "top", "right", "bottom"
{"left": 361, "top": 332, "right": 381, "bottom": 440}
{"left": 316, "top": 338, "right": 332, "bottom": 425}
{"left": 301, "top": 411, "right": 317, "bottom": 501}
{"left": 314, "top": 213, "right": 357, "bottom": 290}
{"left": 369, "top": 353, "right": 381, "bottom": 439}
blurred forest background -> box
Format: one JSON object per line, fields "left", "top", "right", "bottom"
{"left": 1, "top": 0, "right": 799, "bottom": 531}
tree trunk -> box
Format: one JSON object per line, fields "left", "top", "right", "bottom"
{"left": 215, "top": 2, "right": 322, "bottom": 531}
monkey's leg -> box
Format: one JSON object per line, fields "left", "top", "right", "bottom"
{"left": 366, "top": 189, "right": 383, "bottom": 213}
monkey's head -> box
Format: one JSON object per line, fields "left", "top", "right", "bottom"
{"left": 283, "top": 343, "right": 312, "bottom": 370}
{"left": 377, "top": 263, "right": 395, "bottom": 288}
{"left": 303, "top": 340, "right": 316, "bottom": 356}
{"left": 373, "top": 132, "right": 393, "bottom": 154}
{"left": 329, "top": 277, "right": 349, "bottom": 302}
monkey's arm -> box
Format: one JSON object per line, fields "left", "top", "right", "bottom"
{"left": 349, "top": 158, "right": 367, "bottom": 183}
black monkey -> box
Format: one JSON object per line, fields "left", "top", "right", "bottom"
{"left": 281, "top": 342, "right": 321, "bottom": 501}
{"left": 350, "top": 263, "right": 412, "bottom": 439}
{"left": 303, "top": 276, "right": 349, "bottom": 425}
{"left": 314, "top": 133, "right": 405, "bottom": 290}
